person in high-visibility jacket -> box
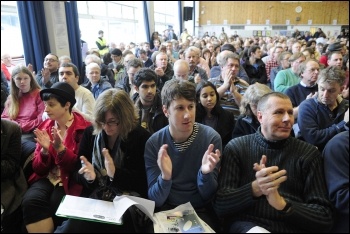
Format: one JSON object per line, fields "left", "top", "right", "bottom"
{"left": 96, "top": 30, "right": 109, "bottom": 57}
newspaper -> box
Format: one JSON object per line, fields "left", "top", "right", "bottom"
{"left": 153, "top": 202, "right": 215, "bottom": 233}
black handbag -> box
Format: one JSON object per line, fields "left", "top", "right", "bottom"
{"left": 89, "top": 177, "right": 153, "bottom": 232}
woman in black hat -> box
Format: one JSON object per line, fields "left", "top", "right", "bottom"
{"left": 22, "top": 82, "right": 92, "bottom": 232}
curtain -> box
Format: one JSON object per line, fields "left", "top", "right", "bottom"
{"left": 178, "top": 1, "right": 183, "bottom": 34}
{"left": 17, "top": 1, "right": 50, "bottom": 73}
{"left": 143, "top": 1, "right": 151, "bottom": 43}
{"left": 64, "top": 1, "right": 83, "bottom": 84}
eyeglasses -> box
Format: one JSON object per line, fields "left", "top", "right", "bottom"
{"left": 98, "top": 120, "right": 120, "bottom": 127}
{"left": 45, "top": 58, "right": 58, "bottom": 62}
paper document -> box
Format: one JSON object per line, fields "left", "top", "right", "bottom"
{"left": 153, "top": 202, "right": 215, "bottom": 233}
{"left": 56, "top": 195, "right": 155, "bottom": 225}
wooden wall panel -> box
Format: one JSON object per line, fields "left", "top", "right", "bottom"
{"left": 199, "top": 1, "right": 349, "bottom": 25}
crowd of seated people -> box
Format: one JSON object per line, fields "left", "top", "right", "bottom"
{"left": 1, "top": 27, "right": 349, "bottom": 233}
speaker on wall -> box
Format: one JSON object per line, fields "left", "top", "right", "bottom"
{"left": 184, "top": 6, "right": 193, "bottom": 21}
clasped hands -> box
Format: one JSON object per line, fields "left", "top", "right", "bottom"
{"left": 252, "top": 155, "right": 288, "bottom": 210}
{"left": 157, "top": 144, "right": 221, "bottom": 181}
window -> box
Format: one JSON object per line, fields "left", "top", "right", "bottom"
{"left": 77, "top": 1, "right": 146, "bottom": 50}
{"left": 154, "top": 1, "right": 179, "bottom": 37}
{"left": 1, "top": 1, "right": 24, "bottom": 58}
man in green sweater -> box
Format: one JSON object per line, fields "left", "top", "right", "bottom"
{"left": 213, "top": 92, "right": 333, "bottom": 233}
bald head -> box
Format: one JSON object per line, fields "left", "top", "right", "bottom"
{"left": 173, "top": 60, "right": 190, "bottom": 81}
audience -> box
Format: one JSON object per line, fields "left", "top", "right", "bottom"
{"left": 5, "top": 25, "right": 349, "bottom": 233}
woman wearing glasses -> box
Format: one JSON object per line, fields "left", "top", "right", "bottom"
{"left": 55, "top": 89, "right": 151, "bottom": 233}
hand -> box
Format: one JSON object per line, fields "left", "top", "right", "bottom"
{"left": 78, "top": 156, "right": 96, "bottom": 181}
{"left": 27, "top": 63, "right": 34, "bottom": 74}
{"left": 50, "top": 126, "right": 64, "bottom": 151}
{"left": 194, "top": 74, "right": 201, "bottom": 84}
{"left": 253, "top": 155, "right": 267, "bottom": 172}
{"left": 306, "top": 92, "right": 317, "bottom": 100}
{"left": 154, "top": 67, "right": 165, "bottom": 77}
{"left": 102, "top": 148, "right": 115, "bottom": 179}
{"left": 255, "top": 164, "right": 287, "bottom": 195}
{"left": 222, "top": 68, "right": 233, "bottom": 89}
{"left": 201, "top": 144, "right": 221, "bottom": 174}
{"left": 157, "top": 144, "right": 172, "bottom": 180}
{"left": 252, "top": 155, "right": 288, "bottom": 209}
{"left": 34, "top": 128, "right": 52, "bottom": 152}
{"left": 41, "top": 67, "right": 51, "bottom": 84}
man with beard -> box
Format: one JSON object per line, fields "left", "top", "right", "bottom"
{"left": 132, "top": 67, "right": 168, "bottom": 134}
{"left": 184, "top": 46, "right": 209, "bottom": 81}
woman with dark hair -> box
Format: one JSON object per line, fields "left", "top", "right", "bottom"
{"left": 22, "top": 82, "right": 91, "bottom": 232}
{"left": 195, "top": 81, "right": 235, "bottom": 148}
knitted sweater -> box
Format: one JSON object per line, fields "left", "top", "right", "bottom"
{"left": 285, "top": 83, "right": 318, "bottom": 107}
{"left": 274, "top": 68, "right": 300, "bottom": 93}
{"left": 144, "top": 123, "right": 222, "bottom": 208}
{"left": 298, "top": 96, "right": 349, "bottom": 151}
{"left": 214, "top": 129, "right": 333, "bottom": 233}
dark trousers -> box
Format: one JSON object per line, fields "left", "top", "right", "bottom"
{"left": 22, "top": 178, "right": 66, "bottom": 228}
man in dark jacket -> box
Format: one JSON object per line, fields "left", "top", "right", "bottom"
{"left": 132, "top": 67, "right": 168, "bottom": 134}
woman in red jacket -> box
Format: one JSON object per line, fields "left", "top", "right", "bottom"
{"left": 21, "top": 82, "right": 91, "bottom": 233}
